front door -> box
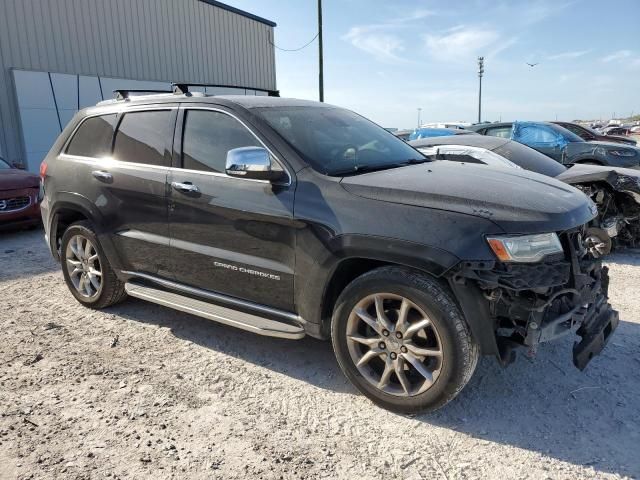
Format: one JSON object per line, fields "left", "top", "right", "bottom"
{"left": 168, "top": 106, "right": 296, "bottom": 311}
{"left": 512, "top": 123, "right": 565, "bottom": 162}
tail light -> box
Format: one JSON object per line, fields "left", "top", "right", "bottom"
{"left": 39, "top": 160, "right": 48, "bottom": 181}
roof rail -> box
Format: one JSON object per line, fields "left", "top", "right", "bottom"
{"left": 171, "top": 82, "right": 280, "bottom": 97}
{"left": 114, "top": 89, "right": 173, "bottom": 101}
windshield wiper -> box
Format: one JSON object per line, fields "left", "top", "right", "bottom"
{"left": 330, "top": 158, "right": 431, "bottom": 176}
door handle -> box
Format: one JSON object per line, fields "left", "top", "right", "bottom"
{"left": 171, "top": 181, "right": 200, "bottom": 193}
{"left": 92, "top": 170, "right": 113, "bottom": 182}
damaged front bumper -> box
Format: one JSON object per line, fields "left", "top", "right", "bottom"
{"left": 454, "top": 230, "right": 619, "bottom": 370}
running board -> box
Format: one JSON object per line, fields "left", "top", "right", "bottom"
{"left": 124, "top": 283, "right": 305, "bottom": 339}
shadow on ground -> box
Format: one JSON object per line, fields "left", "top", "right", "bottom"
{"left": 109, "top": 298, "right": 640, "bottom": 478}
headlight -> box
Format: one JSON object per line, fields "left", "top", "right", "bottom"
{"left": 486, "top": 233, "right": 563, "bottom": 262}
{"left": 609, "top": 149, "right": 635, "bottom": 157}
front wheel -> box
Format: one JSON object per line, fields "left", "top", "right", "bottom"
{"left": 331, "top": 267, "right": 479, "bottom": 413}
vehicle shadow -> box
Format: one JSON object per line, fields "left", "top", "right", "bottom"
{"left": 108, "top": 298, "right": 640, "bottom": 478}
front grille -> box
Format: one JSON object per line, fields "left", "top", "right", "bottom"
{"left": 0, "top": 196, "right": 31, "bottom": 213}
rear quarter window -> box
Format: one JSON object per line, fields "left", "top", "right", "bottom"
{"left": 65, "top": 114, "right": 117, "bottom": 158}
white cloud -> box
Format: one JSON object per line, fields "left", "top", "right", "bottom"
{"left": 547, "top": 50, "right": 590, "bottom": 60}
{"left": 342, "top": 9, "right": 436, "bottom": 63}
{"left": 343, "top": 26, "right": 406, "bottom": 62}
{"left": 424, "top": 26, "right": 500, "bottom": 61}
{"left": 602, "top": 50, "right": 633, "bottom": 62}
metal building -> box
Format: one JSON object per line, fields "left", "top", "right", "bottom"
{"left": 0, "top": 0, "right": 277, "bottom": 172}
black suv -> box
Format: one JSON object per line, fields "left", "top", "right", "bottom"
{"left": 40, "top": 90, "right": 618, "bottom": 413}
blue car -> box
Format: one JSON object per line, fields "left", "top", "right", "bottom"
{"left": 408, "top": 128, "right": 476, "bottom": 141}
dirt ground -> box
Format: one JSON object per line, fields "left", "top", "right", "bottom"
{"left": 1, "top": 228, "right": 639, "bottom": 480}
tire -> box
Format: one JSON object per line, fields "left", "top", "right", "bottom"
{"left": 331, "top": 266, "right": 479, "bottom": 413}
{"left": 60, "top": 221, "right": 127, "bottom": 309}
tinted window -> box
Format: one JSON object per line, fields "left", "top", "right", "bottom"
{"left": 253, "top": 106, "right": 426, "bottom": 176}
{"left": 485, "top": 126, "right": 512, "bottom": 138}
{"left": 182, "top": 110, "right": 261, "bottom": 173}
{"left": 66, "top": 114, "right": 117, "bottom": 158}
{"left": 113, "top": 110, "right": 172, "bottom": 166}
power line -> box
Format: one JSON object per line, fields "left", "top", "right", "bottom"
{"left": 269, "top": 32, "right": 319, "bottom": 52}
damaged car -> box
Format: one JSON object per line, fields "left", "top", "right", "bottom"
{"left": 41, "top": 91, "right": 618, "bottom": 413}
{"left": 469, "top": 121, "right": 640, "bottom": 169}
{"left": 410, "top": 135, "right": 640, "bottom": 255}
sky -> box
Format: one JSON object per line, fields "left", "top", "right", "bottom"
{"left": 229, "top": 0, "right": 640, "bottom": 129}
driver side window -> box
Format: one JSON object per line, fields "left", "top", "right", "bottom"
{"left": 182, "top": 110, "right": 261, "bottom": 173}
{"left": 518, "top": 125, "right": 559, "bottom": 144}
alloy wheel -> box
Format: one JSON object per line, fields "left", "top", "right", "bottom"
{"left": 65, "top": 235, "right": 103, "bottom": 299}
{"left": 346, "top": 293, "right": 443, "bottom": 397}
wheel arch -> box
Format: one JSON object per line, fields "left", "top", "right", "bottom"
{"left": 298, "top": 236, "right": 461, "bottom": 339}
{"left": 48, "top": 195, "right": 124, "bottom": 271}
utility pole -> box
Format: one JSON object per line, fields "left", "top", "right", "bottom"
{"left": 318, "top": 0, "right": 324, "bottom": 102}
{"left": 477, "top": 56, "right": 484, "bottom": 123}
{"left": 417, "top": 108, "right": 422, "bottom": 128}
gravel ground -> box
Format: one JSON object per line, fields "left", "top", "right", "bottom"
{"left": 1, "top": 228, "right": 639, "bottom": 480}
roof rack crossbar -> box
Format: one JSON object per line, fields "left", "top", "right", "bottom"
{"left": 114, "top": 89, "right": 173, "bottom": 101}
{"left": 171, "top": 82, "right": 280, "bottom": 97}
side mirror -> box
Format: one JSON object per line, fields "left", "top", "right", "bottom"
{"left": 225, "top": 147, "right": 282, "bottom": 181}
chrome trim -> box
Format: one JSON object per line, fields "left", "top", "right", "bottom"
{"left": 59, "top": 154, "right": 170, "bottom": 172}
{"left": 0, "top": 195, "right": 32, "bottom": 214}
{"left": 124, "top": 282, "right": 305, "bottom": 340}
{"left": 121, "top": 270, "right": 305, "bottom": 324}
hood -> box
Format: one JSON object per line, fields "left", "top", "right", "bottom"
{"left": 0, "top": 168, "right": 39, "bottom": 190}
{"left": 340, "top": 161, "right": 596, "bottom": 234}
{"left": 557, "top": 164, "right": 640, "bottom": 202}
{"left": 600, "top": 135, "right": 637, "bottom": 145}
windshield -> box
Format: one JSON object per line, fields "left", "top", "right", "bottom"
{"left": 0, "top": 158, "right": 11, "bottom": 169}
{"left": 548, "top": 123, "right": 584, "bottom": 143}
{"left": 253, "top": 106, "right": 427, "bottom": 176}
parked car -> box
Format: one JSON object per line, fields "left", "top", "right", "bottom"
{"left": 40, "top": 89, "right": 618, "bottom": 413}
{"left": 603, "top": 126, "right": 633, "bottom": 137}
{"left": 0, "top": 156, "right": 41, "bottom": 229}
{"left": 468, "top": 121, "right": 640, "bottom": 168}
{"left": 393, "top": 129, "right": 413, "bottom": 141}
{"left": 409, "top": 128, "right": 477, "bottom": 141}
{"left": 410, "top": 135, "right": 640, "bottom": 254}
{"left": 552, "top": 121, "right": 637, "bottom": 146}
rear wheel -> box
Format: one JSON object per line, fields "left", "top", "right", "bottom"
{"left": 331, "top": 266, "right": 479, "bottom": 413}
{"left": 60, "top": 221, "right": 127, "bottom": 308}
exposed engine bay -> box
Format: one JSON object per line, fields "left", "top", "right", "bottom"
{"left": 453, "top": 227, "right": 619, "bottom": 370}
{"left": 556, "top": 165, "right": 640, "bottom": 255}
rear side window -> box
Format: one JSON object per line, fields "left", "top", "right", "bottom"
{"left": 182, "top": 110, "right": 261, "bottom": 173}
{"left": 485, "top": 126, "right": 512, "bottom": 138}
{"left": 113, "top": 110, "right": 173, "bottom": 166}
{"left": 66, "top": 114, "right": 117, "bottom": 158}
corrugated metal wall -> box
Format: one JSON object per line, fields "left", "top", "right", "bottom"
{"left": 0, "top": 0, "right": 276, "bottom": 168}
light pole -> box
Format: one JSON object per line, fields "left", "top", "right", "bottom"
{"left": 477, "top": 56, "right": 484, "bottom": 123}
{"left": 417, "top": 108, "right": 422, "bottom": 128}
{"left": 317, "top": 0, "right": 324, "bottom": 102}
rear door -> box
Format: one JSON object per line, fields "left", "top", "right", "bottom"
{"left": 108, "top": 107, "right": 177, "bottom": 275}
{"left": 61, "top": 106, "right": 176, "bottom": 275}
{"left": 167, "top": 105, "right": 296, "bottom": 311}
